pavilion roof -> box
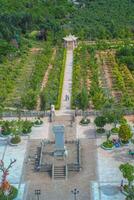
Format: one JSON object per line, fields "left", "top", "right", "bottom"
{"left": 63, "top": 34, "right": 78, "bottom": 41}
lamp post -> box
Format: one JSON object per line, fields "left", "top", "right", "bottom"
{"left": 71, "top": 188, "right": 79, "bottom": 200}
{"left": 35, "top": 189, "right": 41, "bottom": 200}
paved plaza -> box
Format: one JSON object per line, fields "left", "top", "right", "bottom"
{"left": 0, "top": 116, "right": 134, "bottom": 199}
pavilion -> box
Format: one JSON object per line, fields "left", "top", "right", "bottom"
{"left": 63, "top": 34, "right": 78, "bottom": 49}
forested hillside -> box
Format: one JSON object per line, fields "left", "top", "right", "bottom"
{"left": 0, "top": 0, "right": 134, "bottom": 46}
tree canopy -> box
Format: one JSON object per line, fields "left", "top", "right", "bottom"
{"left": 0, "top": 0, "right": 134, "bottom": 45}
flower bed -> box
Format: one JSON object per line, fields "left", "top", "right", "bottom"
{"left": 80, "top": 118, "right": 90, "bottom": 125}
{"left": 0, "top": 185, "right": 18, "bottom": 200}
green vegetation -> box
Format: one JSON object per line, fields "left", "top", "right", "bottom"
{"left": 119, "top": 124, "right": 132, "bottom": 143}
{"left": 0, "top": 1, "right": 134, "bottom": 111}
{"left": 1, "top": 0, "right": 134, "bottom": 47}
{"left": 0, "top": 185, "right": 18, "bottom": 200}
{"left": 120, "top": 163, "right": 134, "bottom": 188}
{"left": 21, "top": 120, "right": 33, "bottom": 134}
{"left": 94, "top": 116, "right": 106, "bottom": 133}
{"left": 1, "top": 121, "right": 12, "bottom": 136}
{"left": 100, "top": 52, "right": 134, "bottom": 108}
{"left": 72, "top": 44, "right": 108, "bottom": 110}
{"left": 101, "top": 140, "right": 114, "bottom": 149}
{"left": 80, "top": 118, "right": 90, "bottom": 125}
{"left": 10, "top": 135, "right": 21, "bottom": 144}
{"left": 21, "top": 42, "right": 53, "bottom": 110}
{"left": 34, "top": 118, "right": 43, "bottom": 126}
{"left": 41, "top": 47, "right": 65, "bottom": 110}
{"left": 116, "top": 46, "right": 134, "bottom": 71}
{"left": 0, "top": 120, "right": 33, "bottom": 136}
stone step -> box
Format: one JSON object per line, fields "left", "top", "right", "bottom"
{"left": 53, "top": 166, "right": 66, "bottom": 179}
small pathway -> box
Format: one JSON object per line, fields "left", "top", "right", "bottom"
{"left": 60, "top": 50, "right": 73, "bottom": 111}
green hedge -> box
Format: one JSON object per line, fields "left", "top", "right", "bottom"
{"left": 56, "top": 48, "right": 66, "bottom": 109}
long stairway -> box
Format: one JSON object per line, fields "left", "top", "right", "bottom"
{"left": 53, "top": 165, "right": 66, "bottom": 180}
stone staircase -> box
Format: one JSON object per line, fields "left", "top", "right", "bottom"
{"left": 53, "top": 165, "right": 66, "bottom": 180}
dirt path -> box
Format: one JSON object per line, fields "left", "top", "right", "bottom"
{"left": 36, "top": 49, "right": 56, "bottom": 111}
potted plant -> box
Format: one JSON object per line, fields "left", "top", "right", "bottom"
{"left": 1, "top": 121, "right": 12, "bottom": 137}
{"left": 118, "top": 124, "right": 132, "bottom": 145}
{"left": 94, "top": 115, "right": 106, "bottom": 133}
{"left": 22, "top": 120, "right": 33, "bottom": 135}
{"left": 111, "top": 127, "right": 119, "bottom": 134}
{"left": 34, "top": 117, "right": 43, "bottom": 127}
{"left": 10, "top": 135, "right": 21, "bottom": 145}
{"left": 101, "top": 131, "right": 114, "bottom": 150}
{"left": 10, "top": 126, "right": 21, "bottom": 145}
{"left": 119, "top": 163, "right": 134, "bottom": 198}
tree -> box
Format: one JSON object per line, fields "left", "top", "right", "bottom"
{"left": 0, "top": 104, "right": 4, "bottom": 119}
{"left": 80, "top": 86, "right": 89, "bottom": 111}
{"left": 94, "top": 116, "right": 106, "bottom": 130}
{"left": 21, "top": 89, "right": 37, "bottom": 110}
{"left": 0, "top": 159, "right": 16, "bottom": 193}
{"left": 80, "top": 86, "right": 89, "bottom": 119}
{"left": 120, "top": 163, "right": 134, "bottom": 187}
{"left": 40, "top": 92, "right": 47, "bottom": 111}
{"left": 118, "top": 124, "right": 132, "bottom": 143}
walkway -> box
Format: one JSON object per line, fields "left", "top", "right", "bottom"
{"left": 60, "top": 50, "right": 73, "bottom": 111}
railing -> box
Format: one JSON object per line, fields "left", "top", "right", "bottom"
{"left": 2, "top": 110, "right": 50, "bottom": 118}
{"left": 75, "top": 108, "right": 134, "bottom": 116}
{"left": 67, "top": 163, "right": 80, "bottom": 171}
{"left": 39, "top": 164, "right": 52, "bottom": 172}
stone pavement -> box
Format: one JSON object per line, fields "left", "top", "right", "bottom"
{"left": 60, "top": 50, "right": 73, "bottom": 111}
{"left": 30, "top": 118, "right": 49, "bottom": 140}
{"left": 91, "top": 135, "right": 134, "bottom": 200}
{"left": 23, "top": 138, "right": 97, "bottom": 200}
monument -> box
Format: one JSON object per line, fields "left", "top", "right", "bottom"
{"left": 52, "top": 125, "right": 68, "bottom": 157}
